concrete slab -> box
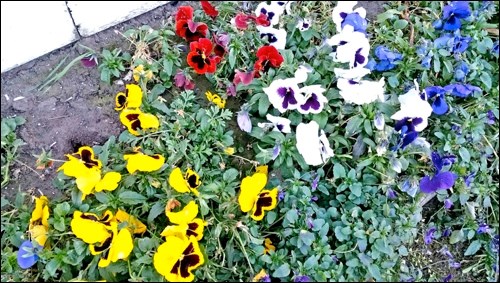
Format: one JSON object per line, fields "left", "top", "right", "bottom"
{"left": 1, "top": 1, "right": 79, "bottom": 73}
{"left": 67, "top": 1, "right": 169, "bottom": 37}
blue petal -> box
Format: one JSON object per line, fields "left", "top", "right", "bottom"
{"left": 432, "top": 19, "right": 443, "bottom": 30}
{"left": 17, "top": 241, "right": 39, "bottom": 269}
{"left": 401, "top": 131, "right": 419, "bottom": 149}
{"left": 450, "top": 1, "right": 471, "bottom": 18}
{"left": 420, "top": 172, "right": 457, "bottom": 193}
{"left": 444, "top": 16, "right": 461, "bottom": 31}
{"left": 342, "top": 13, "right": 367, "bottom": 33}
{"left": 432, "top": 95, "right": 449, "bottom": 115}
{"left": 365, "top": 58, "right": 376, "bottom": 71}
{"left": 431, "top": 151, "right": 444, "bottom": 172}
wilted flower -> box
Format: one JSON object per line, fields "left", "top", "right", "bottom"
{"left": 81, "top": 53, "right": 98, "bottom": 68}
{"left": 443, "top": 274, "right": 453, "bottom": 282}
{"left": 374, "top": 112, "right": 385, "bottom": 130}
{"left": 442, "top": 227, "right": 452, "bottom": 237}
{"left": 174, "top": 70, "right": 195, "bottom": 90}
{"left": 444, "top": 83, "right": 482, "bottom": 98}
{"left": 205, "top": 91, "right": 226, "bottom": 108}
{"left": 253, "top": 269, "right": 271, "bottom": 282}
{"left": 237, "top": 109, "right": 252, "bottom": 133}
{"left": 493, "top": 41, "right": 499, "bottom": 56}
{"left": 434, "top": 30, "right": 472, "bottom": 54}
{"left": 272, "top": 143, "right": 281, "bottom": 160}
{"left": 311, "top": 175, "right": 319, "bottom": 191}
{"left": 464, "top": 172, "right": 475, "bottom": 188}
{"left": 387, "top": 188, "right": 397, "bottom": 199}
{"left": 133, "top": 65, "right": 153, "bottom": 82}
{"left": 233, "top": 69, "right": 254, "bottom": 86}
{"left": 161, "top": 201, "right": 206, "bottom": 241}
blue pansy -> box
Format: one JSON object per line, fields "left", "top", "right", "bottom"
{"left": 464, "top": 172, "right": 475, "bottom": 188}
{"left": 444, "top": 83, "right": 482, "bottom": 97}
{"left": 434, "top": 31, "right": 471, "bottom": 54}
{"left": 491, "top": 235, "right": 499, "bottom": 253}
{"left": 477, "top": 223, "right": 491, "bottom": 234}
{"left": 17, "top": 240, "right": 40, "bottom": 269}
{"left": 342, "top": 12, "right": 367, "bottom": 33}
{"left": 372, "top": 45, "right": 403, "bottom": 71}
{"left": 486, "top": 110, "right": 496, "bottom": 125}
{"left": 387, "top": 188, "right": 397, "bottom": 199}
{"left": 440, "top": 1, "right": 471, "bottom": 31}
{"left": 493, "top": 41, "right": 499, "bottom": 56}
{"left": 425, "top": 86, "right": 449, "bottom": 115}
{"left": 294, "top": 275, "right": 312, "bottom": 282}
{"left": 420, "top": 151, "right": 457, "bottom": 194}
{"left": 401, "top": 179, "right": 419, "bottom": 197}
{"left": 454, "top": 61, "right": 469, "bottom": 82}
{"left": 365, "top": 58, "right": 377, "bottom": 71}
{"left": 272, "top": 143, "right": 281, "bottom": 160}
{"left": 442, "top": 227, "right": 452, "bottom": 237}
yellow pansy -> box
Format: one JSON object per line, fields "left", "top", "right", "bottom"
{"left": 264, "top": 238, "right": 275, "bottom": 254}
{"left": 238, "top": 172, "right": 278, "bottom": 221}
{"left": 133, "top": 64, "right": 153, "bottom": 82}
{"left": 123, "top": 151, "right": 165, "bottom": 174}
{"left": 70, "top": 210, "right": 114, "bottom": 244}
{"left": 115, "top": 84, "right": 143, "bottom": 111}
{"left": 153, "top": 235, "right": 204, "bottom": 282}
{"left": 58, "top": 146, "right": 121, "bottom": 200}
{"left": 28, "top": 196, "right": 50, "bottom": 247}
{"left": 115, "top": 209, "right": 147, "bottom": 235}
{"left": 119, "top": 108, "right": 160, "bottom": 136}
{"left": 91, "top": 223, "right": 134, "bottom": 268}
{"left": 168, "top": 167, "right": 201, "bottom": 196}
{"left": 161, "top": 201, "right": 205, "bottom": 241}
{"left": 205, "top": 91, "right": 226, "bottom": 109}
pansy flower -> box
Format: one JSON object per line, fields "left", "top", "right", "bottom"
{"left": 205, "top": 91, "right": 226, "bottom": 108}
{"left": 176, "top": 6, "right": 194, "bottom": 22}
{"left": 132, "top": 64, "right": 153, "bottom": 82}
{"left": 17, "top": 240, "right": 42, "bottom": 269}
{"left": 296, "top": 121, "right": 334, "bottom": 166}
{"left": 123, "top": 150, "right": 165, "bottom": 174}
{"left": 424, "top": 226, "right": 436, "bottom": 244}
{"left": 154, "top": 235, "right": 205, "bottom": 282}
{"left": 253, "top": 45, "right": 284, "bottom": 77}
{"left": 257, "top": 26, "right": 287, "bottom": 50}
{"left": 176, "top": 19, "right": 208, "bottom": 42}
{"left": 28, "top": 196, "right": 50, "bottom": 247}
{"left": 298, "top": 85, "right": 328, "bottom": 114}
{"left": 337, "top": 77, "right": 385, "bottom": 105}
{"left": 434, "top": 30, "right": 471, "bottom": 54}
{"left": 331, "top": 1, "right": 367, "bottom": 32}
{"left": 174, "top": 70, "right": 195, "bottom": 90}
{"left": 253, "top": 269, "right": 271, "bottom": 282}
{"left": 237, "top": 108, "right": 252, "bottom": 133}
{"left": 424, "top": 86, "right": 449, "bottom": 115}
{"left": 370, "top": 46, "right": 403, "bottom": 72}
{"left": 200, "top": 1, "right": 218, "bottom": 19}
{"left": 263, "top": 78, "right": 304, "bottom": 113}
{"left": 114, "top": 84, "right": 143, "bottom": 111}
{"left": 437, "top": 1, "right": 471, "bottom": 31}
{"left": 454, "top": 61, "right": 469, "bottom": 82}
{"left": 326, "top": 25, "right": 370, "bottom": 68}
{"left": 257, "top": 114, "right": 291, "bottom": 134}
{"left": 71, "top": 210, "right": 115, "bottom": 244}
{"left": 443, "top": 83, "right": 481, "bottom": 98}
{"left": 119, "top": 108, "right": 160, "bottom": 136}
{"left": 296, "top": 18, "right": 311, "bottom": 32}
{"left": 231, "top": 13, "right": 270, "bottom": 30}
{"left": 161, "top": 201, "right": 206, "bottom": 241}
{"left": 169, "top": 167, "right": 201, "bottom": 196}
{"left": 187, "top": 38, "right": 218, "bottom": 74}
{"left": 238, "top": 172, "right": 278, "bottom": 221}
{"left": 80, "top": 53, "right": 98, "bottom": 68}
{"left": 333, "top": 67, "right": 371, "bottom": 80}
{"left": 233, "top": 69, "right": 254, "bottom": 86}
{"left": 420, "top": 151, "right": 458, "bottom": 194}
{"left": 255, "top": 2, "right": 285, "bottom": 26}
{"left": 89, "top": 221, "right": 134, "bottom": 268}
{"left": 58, "top": 146, "right": 121, "bottom": 200}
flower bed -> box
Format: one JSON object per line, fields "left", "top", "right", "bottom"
{"left": 1, "top": 1, "right": 498, "bottom": 282}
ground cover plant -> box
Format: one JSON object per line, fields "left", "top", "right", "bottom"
{"left": 1, "top": 1, "right": 498, "bottom": 282}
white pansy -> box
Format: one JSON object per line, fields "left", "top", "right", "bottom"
{"left": 257, "top": 25, "right": 287, "bottom": 50}
{"left": 390, "top": 81, "right": 433, "bottom": 132}
{"left": 255, "top": 2, "right": 284, "bottom": 26}
{"left": 296, "top": 121, "right": 334, "bottom": 166}
{"left": 263, "top": 78, "right": 304, "bottom": 113}
{"left": 257, "top": 114, "right": 292, "bottom": 134}
{"left": 326, "top": 25, "right": 370, "bottom": 68}
{"left": 294, "top": 65, "right": 313, "bottom": 84}
{"left": 297, "top": 85, "right": 328, "bottom": 115}
{"left": 334, "top": 67, "right": 371, "bottom": 80}
{"left": 337, "top": 77, "right": 385, "bottom": 105}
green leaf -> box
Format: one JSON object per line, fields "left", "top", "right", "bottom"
{"left": 388, "top": 76, "right": 399, "bottom": 88}
{"left": 304, "top": 255, "right": 319, "bottom": 270}
{"left": 272, "top": 263, "right": 291, "bottom": 278}
{"left": 258, "top": 96, "right": 271, "bottom": 117}
{"left": 223, "top": 168, "right": 239, "bottom": 182}
{"left": 459, "top": 147, "right": 470, "bottom": 163}
{"left": 148, "top": 202, "right": 165, "bottom": 223}
{"left": 150, "top": 84, "right": 166, "bottom": 97}
{"left": 285, "top": 209, "right": 298, "bottom": 224}
{"left": 266, "top": 211, "right": 277, "bottom": 225}
{"left": 299, "top": 231, "right": 315, "bottom": 246}
{"left": 393, "top": 19, "right": 408, "bottom": 29}
{"left": 119, "top": 191, "right": 147, "bottom": 205}
{"left": 53, "top": 217, "right": 66, "bottom": 232}
{"left": 138, "top": 238, "right": 156, "bottom": 252}
{"left": 480, "top": 73, "right": 491, "bottom": 90}
{"left": 450, "top": 230, "right": 464, "bottom": 244}
{"left": 46, "top": 258, "right": 61, "bottom": 277}
{"left": 164, "top": 59, "right": 173, "bottom": 77}
{"left": 464, "top": 240, "right": 481, "bottom": 256}
{"left": 333, "top": 163, "right": 346, "bottom": 179}
{"left": 228, "top": 48, "right": 236, "bottom": 69}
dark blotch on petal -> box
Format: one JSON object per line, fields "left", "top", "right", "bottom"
{"left": 93, "top": 235, "right": 113, "bottom": 253}
{"left": 253, "top": 192, "right": 273, "bottom": 217}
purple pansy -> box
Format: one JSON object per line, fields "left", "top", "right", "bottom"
{"left": 486, "top": 110, "right": 496, "bottom": 125}
{"left": 425, "top": 226, "right": 437, "bottom": 245}
{"left": 444, "top": 83, "right": 482, "bottom": 98}
{"left": 311, "top": 175, "right": 319, "bottom": 191}
{"left": 278, "top": 189, "right": 285, "bottom": 201}
{"left": 17, "top": 240, "right": 40, "bottom": 269}
{"left": 294, "top": 275, "right": 312, "bottom": 282}
{"left": 341, "top": 12, "right": 367, "bottom": 33}
{"left": 477, "top": 223, "right": 491, "bottom": 234}
{"left": 387, "top": 188, "right": 397, "bottom": 199}
{"left": 297, "top": 85, "right": 327, "bottom": 115}
{"left": 442, "top": 227, "right": 452, "bottom": 237}
{"left": 394, "top": 117, "right": 423, "bottom": 149}
{"left": 80, "top": 53, "right": 98, "bottom": 68}
{"left": 306, "top": 218, "right": 314, "bottom": 229}
{"left": 420, "top": 151, "right": 457, "bottom": 194}
{"left": 272, "top": 143, "right": 281, "bottom": 160}
{"left": 443, "top": 274, "right": 453, "bottom": 282}
{"left": 493, "top": 41, "right": 499, "bottom": 56}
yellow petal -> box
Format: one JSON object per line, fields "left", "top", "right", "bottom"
{"left": 70, "top": 211, "right": 113, "bottom": 244}
{"left": 187, "top": 218, "right": 206, "bottom": 241}
{"left": 77, "top": 146, "right": 102, "bottom": 169}
{"left": 138, "top": 112, "right": 160, "bottom": 130}
{"left": 119, "top": 108, "right": 142, "bottom": 136}
{"left": 264, "top": 238, "right": 275, "bottom": 254}
{"left": 115, "top": 209, "right": 147, "bottom": 234}
{"left": 75, "top": 167, "right": 102, "bottom": 198}
{"left": 253, "top": 269, "right": 269, "bottom": 282}
{"left": 30, "top": 196, "right": 49, "bottom": 228}
{"left": 107, "top": 228, "right": 134, "bottom": 263}
{"left": 169, "top": 167, "right": 190, "bottom": 193}
{"left": 255, "top": 165, "right": 268, "bottom": 175}
{"left": 125, "top": 84, "right": 143, "bottom": 109}
{"left": 166, "top": 201, "right": 198, "bottom": 225}
{"left": 57, "top": 155, "right": 89, "bottom": 178}
{"left": 124, "top": 152, "right": 165, "bottom": 174}
{"left": 250, "top": 188, "right": 278, "bottom": 221}
{"left": 238, "top": 173, "right": 267, "bottom": 213}
{"left": 160, "top": 224, "right": 189, "bottom": 240}
{"left": 30, "top": 225, "right": 48, "bottom": 247}
{"left": 95, "top": 172, "right": 121, "bottom": 192}
{"left": 115, "top": 92, "right": 127, "bottom": 111}
{"left": 89, "top": 234, "right": 113, "bottom": 255}
{"left": 224, "top": 147, "right": 235, "bottom": 155}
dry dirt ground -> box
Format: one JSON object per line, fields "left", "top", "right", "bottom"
{"left": 0, "top": 2, "right": 385, "bottom": 201}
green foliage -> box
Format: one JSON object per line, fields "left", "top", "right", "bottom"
{"left": 1, "top": 116, "right": 26, "bottom": 187}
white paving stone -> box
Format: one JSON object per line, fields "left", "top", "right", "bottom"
{"left": 67, "top": 1, "right": 168, "bottom": 37}
{"left": 1, "top": 1, "right": 79, "bottom": 73}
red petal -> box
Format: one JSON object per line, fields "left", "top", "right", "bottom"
{"left": 198, "top": 38, "right": 213, "bottom": 54}
{"left": 254, "top": 13, "right": 270, "bottom": 26}
{"left": 187, "top": 52, "right": 206, "bottom": 74}
{"left": 176, "top": 20, "right": 188, "bottom": 38}
{"left": 234, "top": 13, "right": 250, "bottom": 30}
{"left": 200, "top": 1, "right": 219, "bottom": 18}
{"left": 233, "top": 70, "right": 254, "bottom": 86}
{"left": 176, "top": 6, "right": 194, "bottom": 22}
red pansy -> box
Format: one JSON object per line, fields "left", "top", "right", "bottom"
{"left": 253, "top": 45, "right": 284, "bottom": 77}
{"left": 187, "top": 38, "right": 218, "bottom": 74}
{"left": 176, "top": 6, "right": 194, "bottom": 22}
{"left": 200, "top": 1, "right": 219, "bottom": 19}
{"left": 176, "top": 19, "right": 208, "bottom": 42}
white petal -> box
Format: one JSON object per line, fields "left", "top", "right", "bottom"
{"left": 319, "top": 130, "right": 334, "bottom": 162}
{"left": 334, "top": 67, "right": 371, "bottom": 80}
{"left": 331, "top": 1, "right": 358, "bottom": 32}
{"left": 266, "top": 114, "right": 292, "bottom": 133}
{"left": 255, "top": 2, "right": 283, "bottom": 26}
{"left": 337, "top": 78, "right": 385, "bottom": 105}
{"left": 263, "top": 78, "right": 304, "bottom": 113}
{"left": 297, "top": 85, "right": 328, "bottom": 115}
{"left": 294, "top": 65, "right": 313, "bottom": 83}
{"left": 257, "top": 26, "right": 287, "bottom": 50}
{"left": 390, "top": 87, "right": 433, "bottom": 131}
{"left": 296, "top": 121, "right": 323, "bottom": 166}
